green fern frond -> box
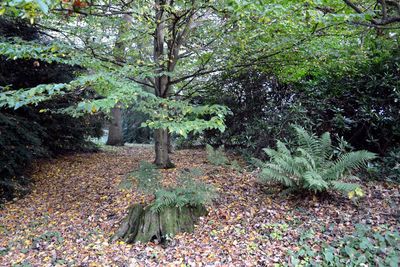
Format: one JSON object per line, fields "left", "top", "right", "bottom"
{"left": 319, "top": 132, "right": 333, "bottom": 159}
{"left": 274, "top": 155, "right": 297, "bottom": 175}
{"left": 276, "top": 140, "right": 291, "bottom": 155}
{"left": 206, "top": 144, "right": 229, "bottom": 166}
{"left": 250, "top": 157, "right": 266, "bottom": 168}
{"left": 258, "top": 126, "right": 375, "bottom": 195}
{"left": 330, "top": 181, "right": 360, "bottom": 193}
{"left": 302, "top": 171, "right": 329, "bottom": 192}
{"left": 260, "top": 167, "right": 296, "bottom": 187}
{"left": 131, "top": 161, "right": 161, "bottom": 195}
{"left": 293, "top": 126, "right": 321, "bottom": 156}
{"left": 326, "top": 151, "right": 376, "bottom": 180}
{"left": 263, "top": 147, "right": 282, "bottom": 159}
{"left": 150, "top": 171, "right": 217, "bottom": 212}
{"left": 296, "top": 148, "right": 317, "bottom": 170}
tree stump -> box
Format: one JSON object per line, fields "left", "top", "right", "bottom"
{"left": 111, "top": 204, "right": 207, "bottom": 244}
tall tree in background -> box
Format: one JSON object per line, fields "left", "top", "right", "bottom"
{"left": 107, "top": 14, "right": 132, "bottom": 146}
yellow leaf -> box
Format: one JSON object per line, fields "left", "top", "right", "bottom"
{"left": 91, "top": 106, "right": 97, "bottom": 113}
{"left": 355, "top": 187, "right": 364, "bottom": 197}
{"left": 348, "top": 191, "right": 355, "bottom": 199}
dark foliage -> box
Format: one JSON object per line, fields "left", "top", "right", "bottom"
{"left": 122, "top": 108, "right": 152, "bottom": 144}
{"left": 297, "top": 52, "right": 400, "bottom": 155}
{"left": 0, "top": 17, "right": 39, "bottom": 41}
{"left": 0, "top": 57, "right": 78, "bottom": 90}
{"left": 366, "top": 146, "right": 400, "bottom": 183}
{"left": 190, "top": 69, "right": 308, "bottom": 158}
{"left": 0, "top": 18, "right": 102, "bottom": 202}
{"left": 194, "top": 52, "right": 399, "bottom": 163}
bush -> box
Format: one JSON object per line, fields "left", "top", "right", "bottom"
{"left": 205, "top": 144, "right": 229, "bottom": 166}
{"left": 258, "top": 126, "right": 376, "bottom": 194}
{"left": 189, "top": 53, "right": 399, "bottom": 161}
{"left": 122, "top": 108, "right": 152, "bottom": 144}
{"left": 379, "top": 147, "right": 400, "bottom": 182}
{"left": 295, "top": 52, "right": 400, "bottom": 156}
{"left": 189, "top": 69, "right": 310, "bottom": 158}
{"left": 151, "top": 174, "right": 216, "bottom": 212}
{"left": 366, "top": 147, "right": 400, "bottom": 183}
{"left": 120, "top": 161, "right": 161, "bottom": 194}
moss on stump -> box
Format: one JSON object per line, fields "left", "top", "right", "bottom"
{"left": 111, "top": 204, "right": 207, "bottom": 244}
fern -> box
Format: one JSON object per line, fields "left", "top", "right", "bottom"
{"left": 330, "top": 181, "right": 360, "bottom": 192}
{"left": 122, "top": 161, "right": 161, "bottom": 195}
{"left": 150, "top": 171, "right": 216, "bottom": 212}
{"left": 122, "top": 164, "right": 216, "bottom": 212}
{"left": 206, "top": 144, "right": 229, "bottom": 166}
{"left": 259, "top": 126, "right": 377, "bottom": 194}
{"left": 325, "top": 151, "right": 376, "bottom": 180}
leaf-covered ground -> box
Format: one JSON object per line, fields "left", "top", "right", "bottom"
{"left": 0, "top": 146, "right": 399, "bottom": 266}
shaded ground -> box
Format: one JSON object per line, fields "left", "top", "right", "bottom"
{"left": 0, "top": 146, "right": 399, "bottom": 266}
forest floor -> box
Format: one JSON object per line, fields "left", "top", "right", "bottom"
{"left": 0, "top": 146, "right": 399, "bottom": 266}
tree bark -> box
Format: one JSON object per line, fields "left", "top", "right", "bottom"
{"left": 152, "top": 0, "right": 195, "bottom": 167}
{"left": 154, "top": 128, "right": 174, "bottom": 168}
{"left": 106, "top": 15, "right": 131, "bottom": 146}
{"left": 153, "top": 0, "right": 174, "bottom": 168}
{"left": 106, "top": 106, "right": 124, "bottom": 146}
{"left": 167, "top": 132, "right": 173, "bottom": 154}
{"left": 111, "top": 203, "right": 207, "bottom": 244}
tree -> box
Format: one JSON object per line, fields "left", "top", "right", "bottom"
{"left": 106, "top": 106, "right": 124, "bottom": 145}
{"left": 343, "top": 0, "right": 400, "bottom": 27}
{"left": 125, "top": 0, "right": 233, "bottom": 167}
{"left": 107, "top": 14, "right": 133, "bottom": 146}
{"left": 0, "top": 0, "right": 230, "bottom": 168}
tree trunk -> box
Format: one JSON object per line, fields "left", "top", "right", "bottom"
{"left": 154, "top": 128, "right": 174, "bottom": 168}
{"left": 111, "top": 203, "right": 207, "bottom": 244}
{"left": 153, "top": 0, "right": 174, "bottom": 168}
{"left": 167, "top": 132, "right": 173, "bottom": 154}
{"left": 152, "top": 0, "right": 193, "bottom": 167}
{"left": 106, "top": 15, "right": 131, "bottom": 146}
{"left": 106, "top": 106, "right": 124, "bottom": 146}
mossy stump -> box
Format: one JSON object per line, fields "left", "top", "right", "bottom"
{"left": 111, "top": 204, "right": 207, "bottom": 243}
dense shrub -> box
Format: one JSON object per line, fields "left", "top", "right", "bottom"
{"left": 187, "top": 69, "right": 310, "bottom": 158}
{"left": 258, "top": 126, "right": 376, "bottom": 194}
{"left": 191, "top": 52, "right": 399, "bottom": 163}
{"left": 366, "top": 146, "right": 400, "bottom": 183}
{"left": 0, "top": 17, "right": 103, "bottom": 202}
{"left": 295, "top": 52, "right": 400, "bottom": 156}
{"left": 205, "top": 144, "right": 229, "bottom": 166}
{"left": 122, "top": 108, "right": 152, "bottom": 144}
